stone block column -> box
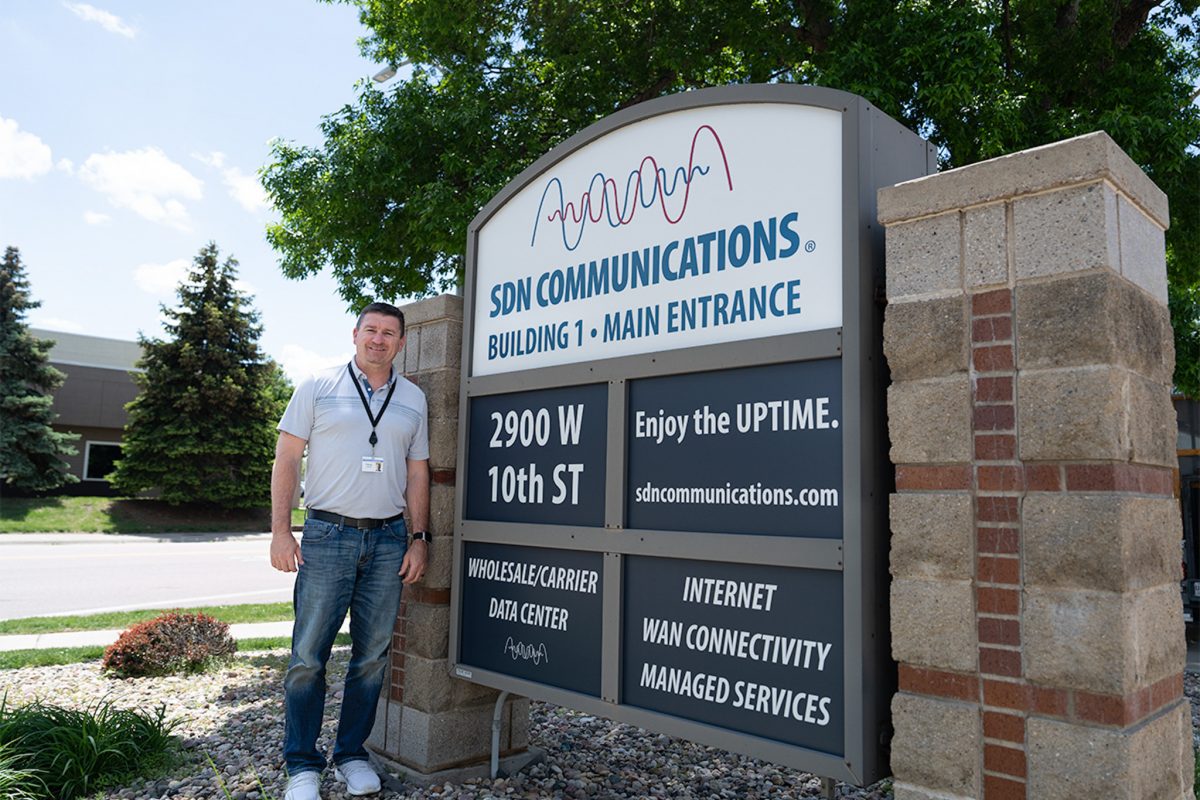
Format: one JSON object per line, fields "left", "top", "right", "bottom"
{"left": 366, "top": 294, "right": 531, "bottom": 779}
{"left": 879, "top": 133, "right": 1191, "bottom": 800}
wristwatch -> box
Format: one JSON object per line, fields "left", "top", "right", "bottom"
{"left": 410, "top": 530, "right": 433, "bottom": 543}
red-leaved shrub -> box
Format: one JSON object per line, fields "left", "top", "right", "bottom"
{"left": 102, "top": 612, "right": 236, "bottom": 678}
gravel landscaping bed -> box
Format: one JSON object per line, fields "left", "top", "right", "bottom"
{"left": 1, "top": 651, "right": 1195, "bottom": 799}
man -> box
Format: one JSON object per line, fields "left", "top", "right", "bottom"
{"left": 270, "top": 302, "right": 431, "bottom": 800}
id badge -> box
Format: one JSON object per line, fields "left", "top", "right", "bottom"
{"left": 361, "top": 457, "right": 385, "bottom": 473}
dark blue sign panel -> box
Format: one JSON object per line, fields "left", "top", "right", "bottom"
{"left": 466, "top": 384, "right": 607, "bottom": 525}
{"left": 622, "top": 556, "right": 844, "bottom": 754}
{"left": 460, "top": 542, "right": 604, "bottom": 696}
{"left": 626, "top": 359, "right": 842, "bottom": 537}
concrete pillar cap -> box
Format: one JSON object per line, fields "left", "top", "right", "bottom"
{"left": 878, "top": 131, "right": 1168, "bottom": 228}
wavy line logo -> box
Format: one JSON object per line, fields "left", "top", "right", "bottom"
{"left": 530, "top": 124, "right": 733, "bottom": 252}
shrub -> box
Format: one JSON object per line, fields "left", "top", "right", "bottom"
{"left": 0, "top": 696, "right": 179, "bottom": 800}
{"left": 102, "top": 611, "right": 236, "bottom": 678}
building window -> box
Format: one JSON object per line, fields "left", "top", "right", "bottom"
{"left": 83, "top": 441, "right": 123, "bottom": 482}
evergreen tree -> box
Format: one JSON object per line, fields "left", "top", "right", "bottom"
{"left": 0, "top": 246, "right": 79, "bottom": 492}
{"left": 110, "top": 243, "right": 283, "bottom": 508}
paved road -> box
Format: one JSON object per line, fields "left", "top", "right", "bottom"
{"left": 0, "top": 532, "right": 296, "bottom": 620}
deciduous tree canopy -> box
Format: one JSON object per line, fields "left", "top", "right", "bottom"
{"left": 263, "top": 0, "right": 1200, "bottom": 389}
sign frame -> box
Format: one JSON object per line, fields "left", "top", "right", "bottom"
{"left": 450, "top": 84, "right": 935, "bottom": 784}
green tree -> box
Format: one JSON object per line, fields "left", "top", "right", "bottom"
{"left": 262, "top": 0, "right": 1200, "bottom": 389}
{"left": 109, "top": 243, "right": 287, "bottom": 508}
{"left": 0, "top": 246, "right": 78, "bottom": 492}
{"left": 263, "top": 358, "right": 294, "bottom": 423}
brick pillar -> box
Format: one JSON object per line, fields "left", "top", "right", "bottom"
{"left": 880, "top": 133, "right": 1192, "bottom": 800}
{"left": 366, "top": 294, "right": 531, "bottom": 779}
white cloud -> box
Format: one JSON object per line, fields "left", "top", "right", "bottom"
{"left": 224, "top": 167, "right": 268, "bottom": 212}
{"left": 78, "top": 148, "right": 203, "bottom": 231}
{"left": 134, "top": 258, "right": 255, "bottom": 302}
{"left": 193, "top": 151, "right": 226, "bottom": 169}
{"left": 194, "top": 150, "right": 267, "bottom": 213}
{"left": 83, "top": 210, "right": 111, "bottom": 225}
{"left": 133, "top": 258, "right": 189, "bottom": 297}
{"left": 31, "top": 317, "right": 85, "bottom": 333}
{"left": 0, "top": 117, "right": 53, "bottom": 180}
{"left": 56, "top": 158, "right": 74, "bottom": 175}
{"left": 279, "top": 345, "right": 351, "bottom": 382}
{"left": 64, "top": 2, "right": 136, "bottom": 38}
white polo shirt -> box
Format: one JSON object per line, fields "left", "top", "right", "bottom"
{"left": 279, "top": 362, "right": 429, "bottom": 519}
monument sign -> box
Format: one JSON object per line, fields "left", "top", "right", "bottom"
{"left": 450, "top": 84, "right": 933, "bottom": 783}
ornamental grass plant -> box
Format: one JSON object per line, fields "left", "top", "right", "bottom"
{"left": 0, "top": 695, "right": 180, "bottom": 800}
{"left": 0, "top": 740, "right": 41, "bottom": 800}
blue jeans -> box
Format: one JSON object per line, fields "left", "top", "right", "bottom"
{"left": 283, "top": 516, "right": 407, "bottom": 774}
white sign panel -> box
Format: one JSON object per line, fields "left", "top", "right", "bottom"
{"left": 472, "top": 103, "right": 843, "bottom": 376}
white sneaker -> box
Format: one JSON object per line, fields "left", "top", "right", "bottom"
{"left": 334, "top": 760, "right": 382, "bottom": 796}
{"left": 283, "top": 770, "right": 320, "bottom": 800}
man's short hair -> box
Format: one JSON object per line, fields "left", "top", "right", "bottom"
{"left": 356, "top": 302, "right": 405, "bottom": 336}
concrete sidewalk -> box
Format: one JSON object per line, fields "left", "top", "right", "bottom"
{"left": 0, "top": 619, "right": 348, "bottom": 652}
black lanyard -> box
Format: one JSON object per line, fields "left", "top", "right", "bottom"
{"left": 347, "top": 362, "right": 397, "bottom": 449}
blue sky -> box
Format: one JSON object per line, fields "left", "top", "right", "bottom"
{"left": 0, "top": 1, "right": 411, "bottom": 379}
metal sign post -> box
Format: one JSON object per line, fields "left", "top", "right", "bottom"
{"left": 450, "top": 84, "right": 934, "bottom": 784}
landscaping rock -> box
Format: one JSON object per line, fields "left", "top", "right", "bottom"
{"left": 7, "top": 649, "right": 1195, "bottom": 799}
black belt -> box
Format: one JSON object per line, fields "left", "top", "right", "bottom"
{"left": 307, "top": 509, "right": 405, "bottom": 530}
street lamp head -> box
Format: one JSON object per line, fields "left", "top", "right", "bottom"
{"left": 372, "top": 59, "right": 411, "bottom": 84}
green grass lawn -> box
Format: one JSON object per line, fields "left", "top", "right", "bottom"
{"left": 0, "top": 602, "right": 355, "bottom": 671}
{"left": 0, "top": 602, "right": 294, "bottom": 636}
{"left": 0, "top": 645, "right": 108, "bottom": 670}
{"left": 0, "top": 497, "right": 304, "bottom": 533}
{"left": 0, "top": 635, "right": 349, "bottom": 670}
